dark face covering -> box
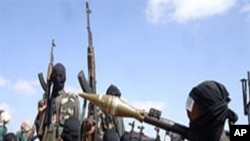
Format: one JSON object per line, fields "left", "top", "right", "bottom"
{"left": 61, "top": 116, "right": 80, "bottom": 141}
{"left": 51, "top": 63, "right": 66, "bottom": 95}
{"left": 103, "top": 128, "right": 120, "bottom": 141}
{"left": 187, "top": 81, "right": 238, "bottom": 141}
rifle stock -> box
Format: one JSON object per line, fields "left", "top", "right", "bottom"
{"left": 78, "top": 70, "right": 93, "bottom": 93}
{"left": 78, "top": 70, "right": 92, "bottom": 122}
{"left": 38, "top": 72, "right": 47, "bottom": 92}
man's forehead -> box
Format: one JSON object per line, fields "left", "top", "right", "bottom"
{"left": 53, "top": 71, "right": 64, "bottom": 74}
{"left": 52, "top": 68, "right": 65, "bottom": 74}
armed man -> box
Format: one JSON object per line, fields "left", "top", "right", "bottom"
{"left": 185, "top": 80, "right": 238, "bottom": 141}
{"left": 35, "top": 63, "right": 80, "bottom": 141}
{"left": 82, "top": 84, "right": 125, "bottom": 141}
{"left": 58, "top": 116, "right": 81, "bottom": 141}
{"left": 106, "top": 84, "right": 125, "bottom": 138}
{"left": 79, "top": 80, "right": 238, "bottom": 141}
{"left": 100, "top": 84, "right": 125, "bottom": 139}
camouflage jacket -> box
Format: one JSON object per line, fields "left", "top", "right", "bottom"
{"left": 98, "top": 109, "right": 125, "bottom": 139}
{"left": 35, "top": 90, "right": 80, "bottom": 141}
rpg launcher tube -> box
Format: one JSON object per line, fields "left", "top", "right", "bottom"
{"left": 144, "top": 113, "right": 189, "bottom": 139}
{"left": 79, "top": 92, "right": 189, "bottom": 139}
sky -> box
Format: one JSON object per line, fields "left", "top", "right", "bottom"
{"left": 1, "top": 0, "right": 250, "bottom": 140}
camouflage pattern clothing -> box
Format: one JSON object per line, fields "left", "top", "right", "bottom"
{"left": 35, "top": 90, "right": 80, "bottom": 141}
{"left": 81, "top": 84, "right": 125, "bottom": 141}
{"left": 97, "top": 84, "right": 125, "bottom": 139}
{"left": 97, "top": 109, "right": 125, "bottom": 139}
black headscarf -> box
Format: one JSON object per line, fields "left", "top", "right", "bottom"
{"left": 188, "top": 80, "right": 238, "bottom": 141}
{"left": 103, "top": 128, "right": 120, "bottom": 141}
{"left": 3, "top": 132, "right": 18, "bottom": 141}
{"left": 61, "top": 116, "right": 80, "bottom": 141}
{"left": 106, "top": 84, "right": 121, "bottom": 97}
{"left": 51, "top": 63, "right": 66, "bottom": 94}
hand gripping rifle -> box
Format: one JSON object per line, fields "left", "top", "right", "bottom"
{"left": 78, "top": 1, "right": 98, "bottom": 141}
{"left": 37, "top": 39, "right": 55, "bottom": 140}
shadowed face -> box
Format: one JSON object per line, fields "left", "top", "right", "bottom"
{"left": 187, "top": 102, "right": 205, "bottom": 121}
{"left": 186, "top": 96, "right": 205, "bottom": 121}
{"left": 51, "top": 63, "right": 66, "bottom": 92}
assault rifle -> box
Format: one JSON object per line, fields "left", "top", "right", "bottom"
{"left": 37, "top": 39, "right": 55, "bottom": 140}
{"left": 78, "top": 1, "right": 98, "bottom": 141}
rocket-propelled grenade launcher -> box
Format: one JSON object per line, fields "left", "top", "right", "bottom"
{"left": 79, "top": 92, "right": 190, "bottom": 140}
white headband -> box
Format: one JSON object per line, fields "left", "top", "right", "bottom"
{"left": 186, "top": 96, "right": 194, "bottom": 112}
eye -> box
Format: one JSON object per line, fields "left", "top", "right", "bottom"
{"left": 53, "top": 73, "right": 63, "bottom": 78}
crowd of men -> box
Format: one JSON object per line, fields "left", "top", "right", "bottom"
{"left": 0, "top": 62, "right": 239, "bottom": 141}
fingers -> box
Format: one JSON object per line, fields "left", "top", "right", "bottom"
{"left": 83, "top": 115, "right": 96, "bottom": 135}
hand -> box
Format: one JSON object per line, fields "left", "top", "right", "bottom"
{"left": 38, "top": 99, "right": 47, "bottom": 116}
{"left": 83, "top": 115, "right": 96, "bottom": 135}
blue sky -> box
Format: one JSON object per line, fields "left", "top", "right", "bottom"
{"left": 1, "top": 0, "right": 250, "bottom": 139}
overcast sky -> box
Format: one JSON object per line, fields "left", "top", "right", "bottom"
{"left": 1, "top": 0, "right": 250, "bottom": 139}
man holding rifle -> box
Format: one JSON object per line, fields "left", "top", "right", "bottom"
{"left": 82, "top": 84, "right": 125, "bottom": 141}
{"left": 35, "top": 63, "right": 80, "bottom": 141}
{"left": 186, "top": 80, "right": 238, "bottom": 141}
{"left": 79, "top": 80, "right": 239, "bottom": 141}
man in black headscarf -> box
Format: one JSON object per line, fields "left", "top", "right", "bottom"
{"left": 83, "top": 84, "right": 125, "bottom": 141}
{"left": 35, "top": 63, "right": 80, "bottom": 141}
{"left": 100, "top": 84, "right": 125, "bottom": 141}
{"left": 59, "top": 116, "right": 80, "bottom": 141}
{"left": 3, "top": 132, "right": 17, "bottom": 141}
{"left": 103, "top": 128, "right": 120, "bottom": 141}
{"left": 105, "top": 84, "right": 125, "bottom": 137}
{"left": 186, "top": 80, "right": 238, "bottom": 141}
